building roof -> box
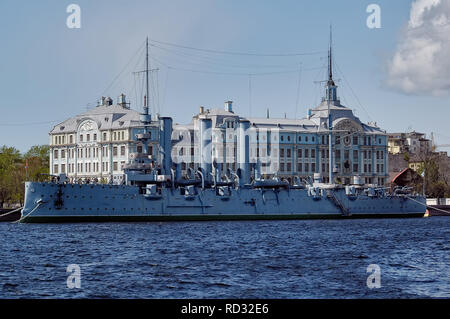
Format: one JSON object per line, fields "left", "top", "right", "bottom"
{"left": 50, "top": 104, "right": 155, "bottom": 134}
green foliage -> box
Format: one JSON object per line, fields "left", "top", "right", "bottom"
{"left": 422, "top": 156, "right": 450, "bottom": 198}
{"left": 0, "top": 145, "right": 49, "bottom": 207}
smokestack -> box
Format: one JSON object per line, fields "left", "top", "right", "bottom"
{"left": 199, "top": 106, "right": 204, "bottom": 114}
{"left": 159, "top": 117, "right": 173, "bottom": 175}
{"left": 237, "top": 119, "right": 250, "bottom": 186}
{"left": 199, "top": 117, "right": 212, "bottom": 183}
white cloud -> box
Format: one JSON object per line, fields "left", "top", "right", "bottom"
{"left": 387, "top": 0, "right": 450, "bottom": 96}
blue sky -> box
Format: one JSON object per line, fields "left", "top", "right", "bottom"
{"left": 0, "top": 0, "right": 449, "bottom": 152}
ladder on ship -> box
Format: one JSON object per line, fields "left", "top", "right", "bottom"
{"left": 328, "top": 191, "right": 351, "bottom": 217}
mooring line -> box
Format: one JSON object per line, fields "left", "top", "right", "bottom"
{"left": 14, "top": 202, "right": 43, "bottom": 223}
{"left": 405, "top": 196, "right": 450, "bottom": 215}
{"left": 0, "top": 206, "right": 23, "bottom": 218}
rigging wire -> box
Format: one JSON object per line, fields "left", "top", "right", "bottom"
{"left": 149, "top": 42, "right": 309, "bottom": 69}
{"left": 334, "top": 61, "right": 373, "bottom": 122}
{"left": 101, "top": 40, "right": 146, "bottom": 97}
{"left": 161, "top": 67, "right": 171, "bottom": 112}
{"left": 294, "top": 63, "right": 303, "bottom": 119}
{"left": 148, "top": 38, "right": 325, "bottom": 57}
{"left": 149, "top": 53, "right": 323, "bottom": 76}
{"left": 0, "top": 120, "right": 62, "bottom": 126}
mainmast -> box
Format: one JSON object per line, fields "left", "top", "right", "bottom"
{"left": 138, "top": 37, "right": 153, "bottom": 156}
{"left": 327, "top": 25, "right": 333, "bottom": 184}
{"left": 145, "top": 37, "right": 150, "bottom": 120}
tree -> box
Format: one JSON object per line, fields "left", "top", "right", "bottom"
{"left": 24, "top": 145, "right": 49, "bottom": 182}
{"left": 0, "top": 145, "right": 49, "bottom": 207}
{"left": 0, "top": 146, "right": 22, "bottom": 207}
{"left": 421, "top": 155, "right": 450, "bottom": 198}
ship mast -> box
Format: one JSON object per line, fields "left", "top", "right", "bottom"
{"left": 137, "top": 37, "right": 155, "bottom": 156}
{"left": 145, "top": 37, "right": 150, "bottom": 121}
{"left": 327, "top": 26, "right": 333, "bottom": 184}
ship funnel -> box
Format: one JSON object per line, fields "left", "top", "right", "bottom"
{"left": 199, "top": 117, "right": 212, "bottom": 183}
{"left": 159, "top": 117, "right": 173, "bottom": 175}
{"left": 237, "top": 119, "right": 250, "bottom": 186}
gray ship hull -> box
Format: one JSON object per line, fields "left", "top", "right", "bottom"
{"left": 20, "top": 182, "right": 426, "bottom": 223}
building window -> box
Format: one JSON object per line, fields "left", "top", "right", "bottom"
{"left": 87, "top": 134, "right": 90, "bottom": 142}
{"left": 121, "top": 132, "right": 125, "bottom": 140}
{"left": 287, "top": 163, "right": 291, "bottom": 171}
{"left": 298, "top": 149, "right": 302, "bottom": 158}
{"left": 121, "top": 161, "right": 125, "bottom": 170}
{"left": 93, "top": 134, "right": 97, "bottom": 141}
{"left": 120, "top": 146, "right": 125, "bottom": 156}
{"left": 148, "top": 146, "right": 153, "bottom": 155}
{"left": 103, "top": 132, "right": 107, "bottom": 141}
{"left": 280, "top": 148, "right": 285, "bottom": 158}
{"left": 280, "top": 163, "right": 285, "bottom": 172}
{"left": 80, "top": 135, "right": 83, "bottom": 142}
{"left": 311, "top": 163, "right": 315, "bottom": 172}
{"left": 287, "top": 149, "right": 291, "bottom": 158}
{"left": 113, "top": 132, "right": 117, "bottom": 140}
{"left": 61, "top": 150, "right": 65, "bottom": 159}
{"left": 297, "top": 163, "right": 302, "bottom": 172}
{"left": 70, "top": 135, "right": 73, "bottom": 144}
{"left": 305, "top": 163, "right": 309, "bottom": 172}
{"left": 54, "top": 150, "right": 58, "bottom": 159}
{"left": 54, "top": 164, "right": 58, "bottom": 174}
{"left": 353, "top": 164, "right": 358, "bottom": 173}
{"left": 113, "top": 162, "right": 118, "bottom": 171}
{"left": 137, "top": 145, "right": 142, "bottom": 153}
{"left": 113, "top": 147, "right": 118, "bottom": 156}
{"left": 311, "top": 149, "right": 315, "bottom": 158}
{"left": 353, "top": 150, "right": 358, "bottom": 161}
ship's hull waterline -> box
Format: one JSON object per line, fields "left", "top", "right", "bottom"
{"left": 20, "top": 182, "right": 426, "bottom": 223}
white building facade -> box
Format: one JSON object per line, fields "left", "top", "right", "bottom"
{"left": 49, "top": 95, "right": 158, "bottom": 184}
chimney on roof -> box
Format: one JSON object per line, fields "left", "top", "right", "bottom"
{"left": 98, "top": 96, "right": 106, "bottom": 106}
{"left": 199, "top": 106, "right": 204, "bottom": 114}
{"left": 225, "top": 101, "right": 233, "bottom": 113}
{"left": 105, "top": 97, "right": 113, "bottom": 106}
{"left": 118, "top": 94, "right": 128, "bottom": 108}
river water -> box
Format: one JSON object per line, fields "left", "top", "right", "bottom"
{"left": 0, "top": 217, "right": 448, "bottom": 298}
